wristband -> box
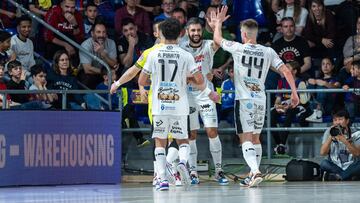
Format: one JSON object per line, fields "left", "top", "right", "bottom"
{"left": 114, "top": 80, "right": 121, "bottom": 87}
{"left": 202, "top": 87, "right": 211, "bottom": 96}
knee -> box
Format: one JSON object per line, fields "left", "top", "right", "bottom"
{"left": 206, "top": 128, "right": 218, "bottom": 138}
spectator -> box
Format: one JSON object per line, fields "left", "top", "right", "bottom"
{"left": 8, "top": 16, "right": 36, "bottom": 76}
{"left": 154, "top": 0, "right": 175, "bottom": 22}
{"left": 176, "top": 0, "right": 199, "bottom": 19}
{"left": 0, "top": 1, "right": 18, "bottom": 29}
{"left": 320, "top": 109, "right": 360, "bottom": 181}
{"left": 274, "top": 0, "right": 309, "bottom": 40}
{"left": 271, "top": 61, "right": 311, "bottom": 155}
{"left": 29, "top": 64, "right": 57, "bottom": 108}
{"left": 0, "top": 30, "right": 14, "bottom": 66}
{"left": 0, "top": 62, "right": 11, "bottom": 108}
{"left": 220, "top": 64, "right": 235, "bottom": 124}
{"left": 303, "top": 0, "right": 337, "bottom": 59}
{"left": 342, "top": 60, "right": 360, "bottom": 120}
{"left": 93, "top": 0, "right": 116, "bottom": 29}
{"left": 306, "top": 57, "right": 339, "bottom": 122}
{"left": 136, "top": 0, "right": 162, "bottom": 17}
{"left": 44, "top": 0, "right": 84, "bottom": 61}
{"left": 171, "top": 7, "right": 188, "bottom": 44}
{"left": 28, "top": 0, "right": 56, "bottom": 39}
{"left": 78, "top": 21, "right": 117, "bottom": 89}
{"left": 202, "top": 5, "right": 233, "bottom": 87}
{"left": 343, "top": 16, "right": 360, "bottom": 68}
{"left": 83, "top": 2, "right": 98, "bottom": 39}
{"left": 117, "top": 18, "right": 153, "bottom": 70}
{"left": 6, "top": 60, "right": 44, "bottom": 109}
{"left": 47, "top": 50, "right": 85, "bottom": 109}
{"left": 114, "top": 0, "right": 152, "bottom": 35}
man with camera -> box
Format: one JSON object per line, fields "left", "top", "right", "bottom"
{"left": 320, "top": 109, "right": 360, "bottom": 181}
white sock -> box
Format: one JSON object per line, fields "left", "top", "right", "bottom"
{"left": 154, "top": 147, "right": 166, "bottom": 180}
{"left": 153, "top": 161, "right": 157, "bottom": 176}
{"left": 178, "top": 143, "right": 190, "bottom": 164}
{"left": 166, "top": 147, "right": 179, "bottom": 163}
{"left": 254, "top": 144, "right": 262, "bottom": 167}
{"left": 242, "top": 141, "right": 259, "bottom": 174}
{"left": 209, "top": 136, "right": 222, "bottom": 170}
{"left": 188, "top": 140, "right": 198, "bottom": 172}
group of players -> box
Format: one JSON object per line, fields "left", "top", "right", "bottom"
{"left": 110, "top": 6, "right": 300, "bottom": 191}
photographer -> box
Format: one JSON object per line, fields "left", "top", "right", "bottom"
{"left": 320, "top": 110, "right": 360, "bottom": 181}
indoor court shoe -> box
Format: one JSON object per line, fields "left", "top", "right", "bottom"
{"left": 248, "top": 173, "right": 263, "bottom": 188}
{"left": 190, "top": 173, "right": 200, "bottom": 185}
{"left": 158, "top": 180, "right": 169, "bottom": 191}
{"left": 239, "top": 176, "right": 251, "bottom": 187}
{"left": 175, "top": 173, "right": 182, "bottom": 186}
{"left": 177, "top": 162, "right": 191, "bottom": 187}
{"left": 305, "top": 110, "right": 323, "bottom": 123}
{"left": 215, "top": 170, "right": 229, "bottom": 185}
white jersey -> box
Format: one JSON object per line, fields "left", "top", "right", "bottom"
{"left": 221, "top": 39, "right": 284, "bottom": 100}
{"left": 142, "top": 44, "right": 199, "bottom": 116}
{"left": 180, "top": 39, "right": 216, "bottom": 94}
{"left": 8, "top": 35, "right": 36, "bottom": 72}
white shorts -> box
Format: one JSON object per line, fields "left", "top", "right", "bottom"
{"left": 188, "top": 90, "right": 218, "bottom": 131}
{"left": 235, "top": 99, "right": 266, "bottom": 134}
{"left": 152, "top": 115, "right": 189, "bottom": 139}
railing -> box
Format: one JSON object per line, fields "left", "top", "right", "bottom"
{"left": 2, "top": 87, "right": 359, "bottom": 161}
{"left": 6, "top": 0, "right": 113, "bottom": 110}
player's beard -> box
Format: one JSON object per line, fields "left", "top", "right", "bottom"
{"left": 189, "top": 35, "right": 202, "bottom": 44}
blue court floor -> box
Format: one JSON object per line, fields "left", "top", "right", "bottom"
{"left": 0, "top": 181, "right": 359, "bottom": 203}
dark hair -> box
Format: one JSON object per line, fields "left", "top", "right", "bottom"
{"left": 352, "top": 60, "right": 360, "bottom": 69}
{"left": 121, "top": 18, "right": 136, "bottom": 28}
{"left": 30, "top": 64, "right": 47, "bottom": 76}
{"left": 280, "top": 16, "right": 295, "bottom": 25}
{"left": 16, "top": 15, "right": 32, "bottom": 26}
{"left": 0, "top": 30, "right": 12, "bottom": 42}
{"left": 85, "top": 2, "right": 97, "bottom": 10}
{"left": 100, "top": 66, "right": 108, "bottom": 76}
{"left": 172, "top": 7, "right": 187, "bottom": 18}
{"left": 90, "top": 19, "right": 107, "bottom": 32}
{"left": 332, "top": 109, "right": 350, "bottom": 120}
{"left": 160, "top": 18, "right": 181, "bottom": 40}
{"left": 7, "top": 60, "right": 22, "bottom": 72}
{"left": 186, "top": 17, "right": 203, "bottom": 29}
{"left": 287, "top": 61, "right": 301, "bottom": 75}
{"left": 206, "top": 5, "right": 220, "bottom": 14}
{"left": 53, "top": 50, "right": 72, "bottom": 75}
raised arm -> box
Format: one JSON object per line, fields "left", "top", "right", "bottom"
{"left": 211, "top": 6, "right": 230, "bottom": 46}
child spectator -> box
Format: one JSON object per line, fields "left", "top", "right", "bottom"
{"left": 154, "top": 0, "right": 175, "bottom": 21}
{"left": 29, "top": 64, "right": 57, "bottom": 109}
{"left": 220, "top": 65, "right": 235, "bottom": 124}
{"left": 83, "top": 2, "right": 98, "bottom": 39}
{"left": 0, "top": 62, "right": 11, "bottom": 108}
{"left": 6, "top": 60, "right": 43, "bottom": 109}
{"left": 47, "top": 50, "right": 85, "bottom": 109}
{"left": 0, "top": 30, "right": 14, "bottom": 66}
{"left": 306, "top": 57, "right": 339, "bottom": 122}
{"left": 271, "top": 61, "right": 311, "bottom": 155}
{"left": 343, "top": 60, "right": 360, "bottom": 120}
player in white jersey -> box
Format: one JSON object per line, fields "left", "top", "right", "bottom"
{"left": 139, "top": 18, "right": 212, "bottom": 191}
{"left": 179, "top": 17, "right": 228, "bottom": 185}
{"left": 211, "top": 7, "right": 300, "bottom": 187}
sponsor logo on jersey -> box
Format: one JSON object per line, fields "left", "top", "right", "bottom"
{"left": 166, "top": 45, "right": 173, "bottom": 50}
{"left": 194, "top": 54, "right": 205, "bottom": 63}
{"left": 246, "top": 102, "right": 253, "bottom": 109}
{"left": 200, "top": 104, "right": 211, "bottom": 109}
{"left": 156, "top": 120, "right": 163, "bottom": 127}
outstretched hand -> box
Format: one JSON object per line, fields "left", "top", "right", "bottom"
{"left": 290, "top": 92, "right": 299, "bottom": 108}
{"left": 209, "top": 6, "right": 230, "bottom": 26}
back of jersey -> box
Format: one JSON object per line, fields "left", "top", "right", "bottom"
{"left": 143, "top": 44, "right": 199, "bottom": 116}
{"left": 221, "top": 40, "right": 284, "bottom": 100}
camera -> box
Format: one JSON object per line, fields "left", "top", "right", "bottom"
{"left": 329, "top": 125, "right": 346, "bottom": 137}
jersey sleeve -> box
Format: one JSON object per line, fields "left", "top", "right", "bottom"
{"left": 220, "top": 39, "right": 241, "bottom": 55}
{"left": 142, "top": 52, "right": 153, "bottom": 75}
{"left": 270, "top": 48, "right": 284, "bottom": 70}
{"left": 187, "top": 53, "right": 200, "bottom": 75}
{"left": 135, "top": 50, "right": 148, "bottom": 70}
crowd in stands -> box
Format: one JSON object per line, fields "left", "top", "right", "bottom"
{"left": 0, "top": 0, "right": 360, "bottom": 153}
